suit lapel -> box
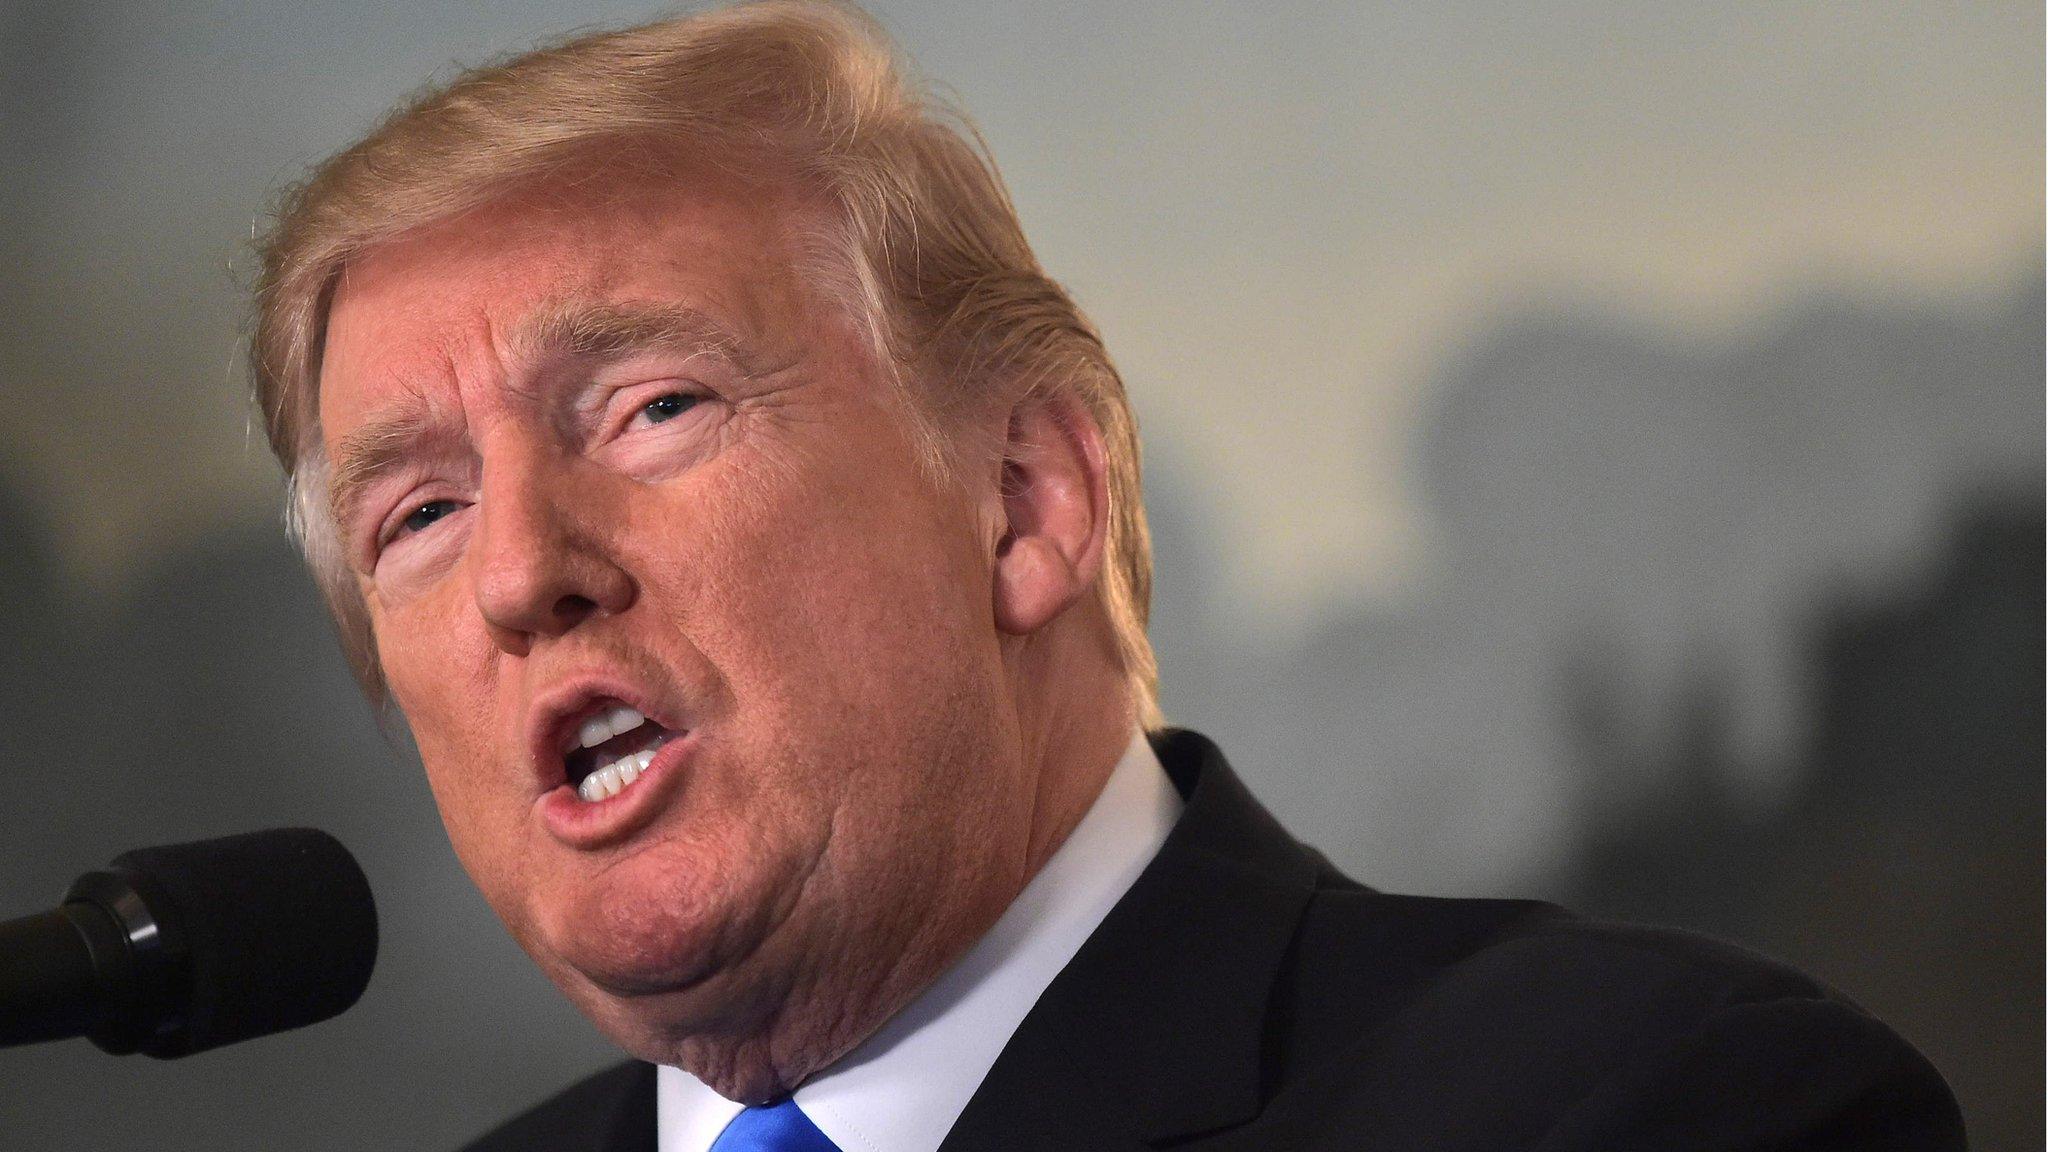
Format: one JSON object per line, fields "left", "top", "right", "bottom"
{"left": 481, "top": 1059, "right": 655, "bottom": 1152}
{"left": 938, "top": 730, "right": 1321, "bottom": 1151}
{"left": 595, "top": 1062, "right": 659, "bottom": 1152}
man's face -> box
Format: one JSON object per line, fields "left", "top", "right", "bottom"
{"left": 317, "top": 170, "right": 1035, "bottom": 1085}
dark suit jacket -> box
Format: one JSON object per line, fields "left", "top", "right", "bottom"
{"left": 463, "top": 729, "right": 1965, "bottom": 1151}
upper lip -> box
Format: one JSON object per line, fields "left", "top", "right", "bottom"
{"left": 525, "top": 676, "right": 685, "bottom": 793}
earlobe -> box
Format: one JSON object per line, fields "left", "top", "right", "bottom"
{"left": 993, "top": 532, "right": 1077, "bottom": 634}
{"left": 991, "top": 393, "right": 1109, "bottom": 636}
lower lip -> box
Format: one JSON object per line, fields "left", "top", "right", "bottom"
{"left": 536, "top": 731, "right": 695, "bottom": 849}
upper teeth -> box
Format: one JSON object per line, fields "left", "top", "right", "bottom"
{"left": 572, "top": 705, "right": 646, "bottom": 751}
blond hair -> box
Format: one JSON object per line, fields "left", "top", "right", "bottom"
{"left": 250, "top": 0, "right": 1160, "bottom": 727}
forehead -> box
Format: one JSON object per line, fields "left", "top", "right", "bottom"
{"left": 317, "top": 168, "right": 822, "bottom": 433}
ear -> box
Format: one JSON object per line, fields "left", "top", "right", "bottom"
{"left": 992, "top": 391, "right": 1110, "bottom": 636}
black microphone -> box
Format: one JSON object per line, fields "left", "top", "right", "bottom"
{"left": 0, "top": 827, "right": 377, "bottom": 1058}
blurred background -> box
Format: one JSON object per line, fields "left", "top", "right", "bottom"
{"left": 0, "top": 1, "right": 2038, "bottom": 1147}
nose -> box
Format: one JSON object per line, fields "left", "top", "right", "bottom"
{"left": 470, "top": 441, "right": 635, "bottom": 656}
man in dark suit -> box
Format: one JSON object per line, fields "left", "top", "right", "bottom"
{"left": 247, "top": 3, "right": 1962, "bottom": 1149}
{"left": 462, "top": 728, "right": 1962, "bottom": 1151}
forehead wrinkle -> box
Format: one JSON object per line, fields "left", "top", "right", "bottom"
{"left": 327, "top": 381, "right": 468, "bottom": 539}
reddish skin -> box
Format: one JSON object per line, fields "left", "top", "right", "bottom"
{"left": 316, "top": 168, "right": 1133, "bottom": 1101}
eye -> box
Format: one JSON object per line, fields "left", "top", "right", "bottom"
{"left": 400, "top": 499, "right": 462, "bottom": 535}
{"left": 640, "top": 392, "right": 700, "bottom": 425}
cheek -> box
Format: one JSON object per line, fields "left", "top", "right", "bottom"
{"left": 375, "top": 572, "right": 496, "bottom": 717}
{"left": 373, "top": 591, "right": 506, "bottom": 844}
{"left": 694, "top": 460, "right": 987, "bottom": 725}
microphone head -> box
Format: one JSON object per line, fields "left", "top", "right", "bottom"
{"left": 79, "top": 827, "right": 378, "bottom": 1058}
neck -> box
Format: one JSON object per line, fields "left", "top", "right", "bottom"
{"left": 1010, "top": 610, "right": 1137, "bottom": 881}
{"left": 676, "top": 610, "right": 1136, "bottom": 1102}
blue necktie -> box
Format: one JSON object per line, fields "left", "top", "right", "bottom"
{"left": 707, "top": 1098, "right": 842, "bottom": 1152}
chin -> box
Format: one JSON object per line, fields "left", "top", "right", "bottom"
{"left": 553, "top": 874, "right": 730, "bottom": 992}
{"left": 525, "top": 836, "right": 806, "bottom": 1024}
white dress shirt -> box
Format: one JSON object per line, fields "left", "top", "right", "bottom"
{"left": 657, "top": 730, "right": 1184, "bottom": 1152}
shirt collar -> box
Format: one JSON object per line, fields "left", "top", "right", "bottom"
{"left": 658, "top": 729, "right": 1183, "bottom": 1152}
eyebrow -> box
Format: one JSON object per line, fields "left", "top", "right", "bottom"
{"left": 323, "top": 302, "right": 762, "bottom": 546}
{"left": 511, "top": 300, "right": 758, "bottom": 373}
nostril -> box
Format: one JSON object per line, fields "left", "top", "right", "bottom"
{"left": 552, "top": 594, "right": 598, "bottom": 623}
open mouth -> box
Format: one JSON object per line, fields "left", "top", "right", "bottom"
{"left": 560, "top": 703, "right": 679, "bottom": 803}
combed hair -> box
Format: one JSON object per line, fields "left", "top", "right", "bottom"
{"left": 250, "top": 0, "right": 1161, "bottom": 726}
